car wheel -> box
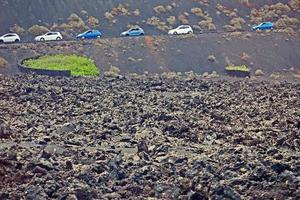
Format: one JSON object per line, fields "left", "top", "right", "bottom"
{"left": 140, "top": 33, "right": 144, "bottom": 36}
{"left": 56, "top": 37, "right": 61, "bottom": 41}
{"left": 126, "top": 34, "right": 130, "bottom": 36}
{"left": 188, "top": 31, "right": 192, "bottom": 34}
{"left": 0, "top": 40, "right": 3, "bottom": 44}
{"left": 40, "top": 38, "right": 45, "bottom": 42}
{"left": 15, "top": 39, "right": 20, "bottom": 43}
{"left": 174, "top": 31, "right": 178, "bottom": 35}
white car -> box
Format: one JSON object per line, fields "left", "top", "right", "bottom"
{"left": 168, "top": 25, "right": 194, "bottom": 35}
{"left": 0, "top": 33, "right": 21, "bottom": 43}
{"left": 35, "top": 32, "right": 63, "bottom": 42}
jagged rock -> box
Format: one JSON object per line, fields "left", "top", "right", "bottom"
{"left": 0, "top": 74, "right": 299, "bottom": 199}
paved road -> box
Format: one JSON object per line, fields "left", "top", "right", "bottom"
{"left": 0, "top": 29, "right": 254, "bottom": 46}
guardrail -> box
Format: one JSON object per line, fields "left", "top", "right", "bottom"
{"left": 18, "top": 56, "right": 71, "bottom": 77}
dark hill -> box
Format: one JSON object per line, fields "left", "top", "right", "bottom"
{"left": 0, "top": 0, "right": 299, "bottom": 37}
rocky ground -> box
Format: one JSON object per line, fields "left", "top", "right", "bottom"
{"left": 0, "top": 74, "right": 299, "bottom": 199}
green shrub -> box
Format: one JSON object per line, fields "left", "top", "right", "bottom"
{"left": 24, "top": 54, "right": 99, "bottom": 76}
{"left": 226, "top": 65, "right": 250, "bottom": 72}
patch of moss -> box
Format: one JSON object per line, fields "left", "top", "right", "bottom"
{"left": 226, "top": 65, "right": 250, "bottom": 72}
{"left": 24, "top": 54, "right": 99, "bottom": 76}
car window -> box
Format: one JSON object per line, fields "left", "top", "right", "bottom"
{"left": 46, "top": 32, "right": 52, "bottom": 35}
{"left": 4, "top": 34, "right": 13, "bottom": 37}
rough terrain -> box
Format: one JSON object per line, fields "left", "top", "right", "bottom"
{"left": 0, "top": 74, "right": 299, "bottom": 199}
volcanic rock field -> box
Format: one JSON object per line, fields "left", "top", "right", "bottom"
{"left": 0, "top": 74, "right": 299, "bottom": 199}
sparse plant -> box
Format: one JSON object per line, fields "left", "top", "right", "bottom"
{"left": 28, "top": 25, "right": 49, "bottom": 36}
{"left": 275, "top": 15, "right": 299, "bottom": 28}
{"left": 167, "top": 16, "right": 176, "bottom": 25}
{"left": 270, "top": 72, "right": 281, "bottom": 79}
{"left": 240, "top": 52, "right": 250, "bottom": 61}
{"left": 161, "top": 72, "right": 180, "bottom": 80}
{"left": 178, "top": 14, "right": 189, "bottom": 24}
{"left": 133, "top": 9, "right": 141, "bottom": 16}
{"left": 289, "top": 0, "right": 300, "bottom": 10}
{"left": 105, "top": 12, "right": 114, "bottom": 20}
{"left": 191, "top": 7, "right": 204, "bottom": 17}
{"left": 0, "top": 57, "right": 8, "bottom": 68}
{"left": 86, "top": 16, "right": 100, "bottom": 27}
{"left": 254, "top": 69, "right": 265, "bottom": 76}
{"left": 230, "top": 17, "right": 246, "bottom": 30}
{"left": 153, "top": 5, "right": 167, "bottom": 14}
{"left": 9, "top": 24, "right": 25, "bottom": 35}
{"left": 208, "top": 55, "right": 217, "bottom": 62}
{"left": 104, "top": 66, "right": 121, "bottom": 77}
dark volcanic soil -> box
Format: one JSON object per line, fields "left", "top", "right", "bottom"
{"left": 1, "top": 32, "right": 300, "bottom": 76}
{"left": 0, "top": 0, "right": 299, "bottom": 36}
{"left": 0, "top": 74, "right": 299, "bottom": 199}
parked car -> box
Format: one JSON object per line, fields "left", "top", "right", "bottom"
{"left": 120, "top": 27, "right": 145, "bottom": 37}
{"left": 252, "top": 22, "right": 274, "bottom": 31}
{"left": 76, "top": 30, "right": 102, "bottom": 40}
{"left": 0, "top": 33, "right": 21, "bottom": 43}
{"left": 34, "top": 32, "right": 63, "bottom": 42}
{"left": 168, "top": 25, "right": 193, "bottom": 35}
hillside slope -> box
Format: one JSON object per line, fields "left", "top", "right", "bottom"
{"left": 0, "top": 0, "right": 299, "bottom": 37}
{"left": 1, "top": 32, "right": 300, "bottom": 77}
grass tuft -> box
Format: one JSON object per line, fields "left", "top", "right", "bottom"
{"left": 226, "top": 65, "right": 250, "bottom": 72}
{"left": 24, "top": 54, "right": 99, "bottom": 76}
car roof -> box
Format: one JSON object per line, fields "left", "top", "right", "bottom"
{"left": 4, "top": 33, "right": 18, "bottom": 35}
{"left": 178, "top": 25, "right": 191, "bottom": 28}
{"left": 130, "top": 26, "right": 142, "bottom": 29}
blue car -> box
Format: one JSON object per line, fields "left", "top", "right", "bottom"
{"left": 120, "top": 27, "right": 145, "bottom": 37}
{"left": 252, "top": 22, "right": 274, "bottom": 31}
{"left": 76, "top": 30, "right": 102, "bottom": 40}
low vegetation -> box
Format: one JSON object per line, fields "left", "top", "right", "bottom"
{"left": 9, "top": 24, "right": 26, "bottom": 35}
{"left": 226, "top": 65, "right": 250, "bottom": 72}
{"left": 0, "top": 57, "right": 8, "bottom": 68}
{"left": 255, "top": 69, "right": 265, "bottom": 76}
{"left": 28, "top": 25, "right": 49, "bottom": 36}
{"left": 289, "top": 0, "right": 300, "bottom": 10}
{"left": 23, "top": 54, "right": 99, "bottom": 76}
{"left": 104, "top": 66, "right": 121, "bottom": 77}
